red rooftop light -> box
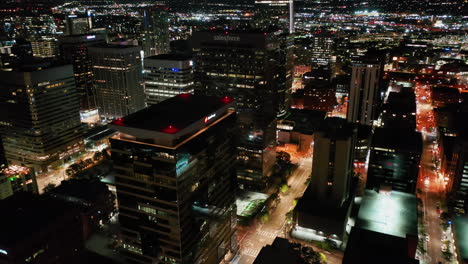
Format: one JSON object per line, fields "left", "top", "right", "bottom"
{"left": 178, "top": 93, "right": 192, "bottom": 99}
{"left": 221, "top": 96, "right": 233, "bottom": 104}
{"left": 113, "top": 118, "right": 124, "bottom": 126}
{"left": 162, "top": 125, "right": 179, "bottom": 134}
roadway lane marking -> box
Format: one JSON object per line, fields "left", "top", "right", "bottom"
{"left": 243, "top": 248, "right": 260, "bottom": 257}
{"left": 257, "top": 230, "right": 277, "bottom": 239}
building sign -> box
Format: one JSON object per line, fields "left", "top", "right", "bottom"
{"left": 204, "top": 113, "right": 216, "bottom": 124}
{"left": 213, "top": 35, "right": 240, "bottom": 42}
{"left": 86, "top": 35, "right": 96, "bottom": 40}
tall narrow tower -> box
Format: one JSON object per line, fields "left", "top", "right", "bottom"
{"left": 347, "top": 63, "right": 381, "bottom": 125}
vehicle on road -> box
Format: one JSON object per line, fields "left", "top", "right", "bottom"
{"left": 441, "top": 244, "right": 447, "bottom": 252}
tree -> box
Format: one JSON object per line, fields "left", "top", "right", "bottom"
{"left": 69, "top": 163, "right": 81, "bottom": 173}
{"left": 93, "top": 151, "right": 103, "bottom": 161}
{"left": 102, "top": 149, "right": 110, "bottom": 160}
{"left": 84, "top": 158, "right": 93, "bottom": 167}
{"left": 43, "top": 183, "right": 56, "bottom": 193}
{"left": 324, "top": 237, "right": 338, "bottom": 249}
{"left": 440, "top": 212, "right": 451, "bottom": 221}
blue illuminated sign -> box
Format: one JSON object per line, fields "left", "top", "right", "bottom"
{"left": 171, "top": 68, "right": 180, "bottom": 72}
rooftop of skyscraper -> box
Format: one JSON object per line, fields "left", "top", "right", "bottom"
{"left": 145, "top": 54, "right": 192, "bottom": 61}
{"left": 372, "top": 127, "right": 422, "bottom": 153}
{"left": 318, "top": 117, "right": 356, "bottom": 140}
{"left": 111, "top": 94, "right": 234, "bottom": 134}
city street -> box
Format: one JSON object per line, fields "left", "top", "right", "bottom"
{"left": 234, "top": 157, "right": 312, "bottom": 264}
{"left": 36, "top": 151, "right": 97, "bottom": 193}
{"left": 415, "top": 82, "right": 456, "bottom": 264}
{"left": 233, "top": 154, "right": 343, "bottom": 264}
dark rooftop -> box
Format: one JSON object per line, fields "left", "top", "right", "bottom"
{"left": 90, "top": 43, "right": 139, "bottom": 49}
{"left": 253, "top": 238, "right": 302, "bottom": 264}
{"left": 372, "top": 127, "right": 422, "bottom": 154}
{"left": 385, "top": 90, "right": 416, "bottom": 114}
{"left": 146, "top": 54, "right": 192, "bottom": 61}
{"left": 343, "top": 227, "right": 419, "bottom": 264}
{"left": 111, "top": 94, "right": 233, "bottom": 134}
{"left": 279, "top": 108, "right": 326, "bottom": 134}
{"left": 0, "top": 192, "right": 77, "bottom": 245}
{"left": 49, "top": 179, "right": 110, "bottom": 203}
{"left": 318, "top": 117, "right": 356, "bottom": 140}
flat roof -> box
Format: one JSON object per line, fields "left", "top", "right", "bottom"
{"left": 454, "top": 215, "right": 468, "bottom": 262}
{"left": 318, "top": 117, "right": 356, "bottom": 140}
{"left": 50, "top": 179, "right": 109, "bottom": 203}
{"left": 146, "top": 54, "right": 192, "bottom": 61}
{"left": 279, "top": 108, "right": 326, "bottom": 134}
{"left": 111, "top": 94, "right": 233, "bottom": 134}
{"left": 343, "top": 227, "right": 417, "bottom": 264}
{"left": 0, "top": 192, "right": 75, "bottom": 245}
{"left": 254, "top": 238, "right": 302, "bottom": 264}
{"left": 372, "top": 127, "right": 422, "bottom": 154}
{"left": 357, "top": 190, "right": 418, "bottom": 238}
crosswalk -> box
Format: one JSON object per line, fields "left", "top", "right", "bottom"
{"left": 242, "top": 248, "right": 260, "bottom": 257}
{"left": 257, "top": 230, "right": 277, "bottom": 239}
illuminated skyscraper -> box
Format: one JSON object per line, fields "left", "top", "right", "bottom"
{"left": 254, "top": 0, "right": 294, "bottom": 33}
{"left": 0, "top": 138, "right": 12, "bottom": 199}
{"left": 109, "top": 94, "right": 238, "bottom": 264}
{"left": 310, "top": 117, "right": 356, "bottom": 207}
{"left": 347, "top": 63, "right": 381, "bottom": 125}
{"left": 89, "top": 44, "right": 145, "bottom": 120}
{"left": 0, "top": 64, "right": 84, "bottom": 178}
{"left": 193, "top": 30, "right": 293, "bottom": 190}
{"left": 59, "top": 33, "right": 106, "bottom": 113}
{"left": 141, "top": 6, "right": 170, "bottom": 57}
{"left": 66, "top": 15, "right": 90, "bottom": 35}
{"left": 310, "top": 32, "right": 334, "bottom": 68}
{"left": 30, "top": 36, "right": 59, "bottom": 59}
{"left": 144, "top": 54, "right": 194, "bottom": 106}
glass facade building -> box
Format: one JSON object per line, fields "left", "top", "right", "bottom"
{"left": 192, "top": 30, "right": 292, "bottom": 191}
{"left": 89, "top": 44, "right": 146, "bottom": 120}
{"left": 0, "top": 64, "right": 84, "bottom": 177}
{"left": 109, "top": 94, "right": 238, "bottom": 264}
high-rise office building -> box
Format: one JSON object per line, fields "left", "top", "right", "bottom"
{"left": 301, "top": 74, "right": 336, "bottom": 113}
{"left": 254, "top": 0, "right": 294, "bottom": 33}
{"left": 109, "top": 94, "right": 238, "bottom": 264}
{"left": 0, "top": 138, "right": 12, "bottom": 199}
{"left": 367, "top": 127, "right": 422, "bottom": 193}
{"left": 144, "top": 54, "right": 194, "bottom": 106}
{"left": 141, "top": 6, "right": 170, "bottom": 57}
{"left": 59, "top": 33, "right": 107, "bottom": 113}
{"left": 66, "top": 15, "right": 90, "bottom": 35}
{"left": 381, "top": 89, "right": 417, "bottom": 130}
{"left": 310, "top": 32, "right": 334, "bottom": 68}
{"left": 347, "top": 63, "right": 381, "bottom": 125}
{"left": 30, "top": 36, "right": 59, "bottom": 59}
{"left": 310, "top": 117, "right": 356, "bottom": 207}
{"left": 89, "top": 44, "right": 145, "bottom": 120}
{"left": 192, "top": 30, "right": 293, "bottom": 190}
{"left": 0, "top": 64, "right": 84, "bottom": 178}
{"left": 446, "top": 130, "right": 468, "bottom": 215}
{"left": 293, "top": 117, "right": 356, "bottom": 246}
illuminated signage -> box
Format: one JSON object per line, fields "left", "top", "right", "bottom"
{"left": 86, "top": 35, "right": 96, "bottom": 40}
{"left": 213, "top": 35, "right": 240, "bottom": 42}
{"left": 204, "top": 113, "right": 216, "bottom": 123}
{"left": 0, "top": 249, "right": 7, "bottom": 255}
